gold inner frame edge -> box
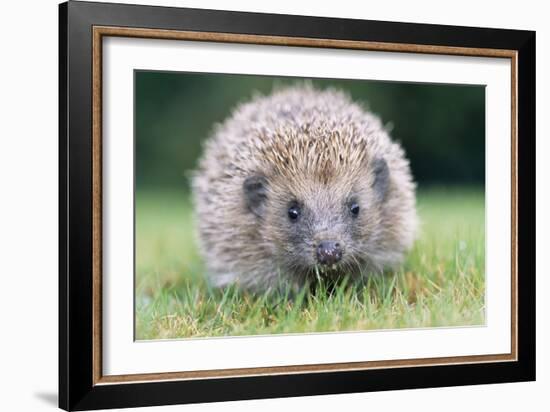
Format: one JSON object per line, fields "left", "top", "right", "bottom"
{"left": 91, "top": 26, "right": 518, "bottom": 385}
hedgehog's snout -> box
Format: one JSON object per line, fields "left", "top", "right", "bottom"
{"left": 316, "top": 240, "right": 343, "bottom": 266}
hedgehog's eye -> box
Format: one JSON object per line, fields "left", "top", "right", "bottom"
{"left": 350, "top": 203, "right": 360, "bottom": 217}
{"left": 288, "top": 205, "right": 301, "bottom": 221}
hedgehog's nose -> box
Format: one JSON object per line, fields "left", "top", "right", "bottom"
{"left": 316, "top": 241, "right": 343, "bottom": 266}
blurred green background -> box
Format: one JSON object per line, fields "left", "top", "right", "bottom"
{"left": 135, "top": 71, "right": 485, "bottom": 191}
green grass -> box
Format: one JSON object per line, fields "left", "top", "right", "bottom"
{"left": 135, "top": 187, "right": 485, "bottom": 340}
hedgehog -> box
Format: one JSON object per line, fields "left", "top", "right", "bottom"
{"left": 191, "top": 85, "right": 417, "bottom": 293}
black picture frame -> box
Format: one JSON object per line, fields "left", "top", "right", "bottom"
{"left": 59, "top": 1, "right": 536, "bottom": 410}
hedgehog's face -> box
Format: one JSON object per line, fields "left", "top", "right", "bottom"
{"left": 243, "top": 157, "right": 390, "bottom": 280}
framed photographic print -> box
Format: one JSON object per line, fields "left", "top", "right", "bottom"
{"left": 59, "top": 1, "right": 535, "bottom": 410}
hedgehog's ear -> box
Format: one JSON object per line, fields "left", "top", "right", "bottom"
{"left": 372, "top": 157, "right": 390, "bottom": 202}
{"left": 243, "top": 175, "right": 269, "bottom": 218}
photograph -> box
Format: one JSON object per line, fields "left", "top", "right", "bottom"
{"left": 0, "top": 0, "right": 542, "bottom": 408}
{"left": 56, "top": 1, "right": 536, "bottom": 410}
{"left": 134, "top": 72, "right": 486, "bottom": 340}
